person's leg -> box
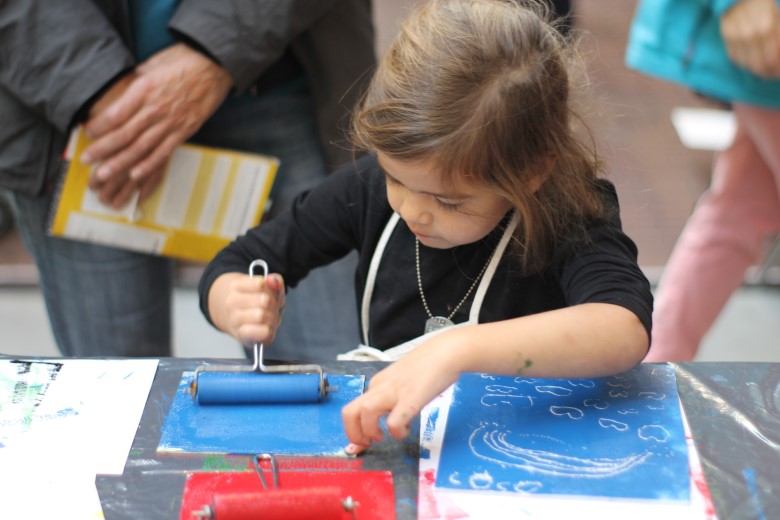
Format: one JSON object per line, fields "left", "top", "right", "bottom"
{"left": 10, "top": 189, "right": 173, "bottom": 357}
{"left": 739, "top": 104, "right": 780, "bottom": 189}
{"left": 191, "top": 92, "right": 360, "bottom": 361}
{"left": 649, "top": 106, "right": 780, "bottom": 362}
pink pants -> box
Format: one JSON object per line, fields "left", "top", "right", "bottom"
{"left": 648, "top": 104, "right": 780, "bottom": 362}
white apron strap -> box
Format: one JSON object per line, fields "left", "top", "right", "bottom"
{"left": 469, "top": 211, "right": 519, "bottom": 322}
{"left": 345, "top": 210, "right": 518, "bottom": 362}
{"left": 360, "top": 212, "right": 400, "bottom": 345}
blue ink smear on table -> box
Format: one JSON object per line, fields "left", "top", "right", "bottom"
{"left": 420, "top": 407, "right": 440, "bottom": 460}
{"left": 158, "top": 373, "right": 364, "bottom": 456}
{"left": 436, "top": 364, "right": 690, "bottom": 501}
{"left": 743, "top": 468, "right": 768, "bottom": 520}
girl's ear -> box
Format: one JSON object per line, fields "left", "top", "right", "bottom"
{"left": 528, "top": 157, "right": 555, "bottom": 194}
{"left": 528, "top": 174, "right": 548, "bottom": 194}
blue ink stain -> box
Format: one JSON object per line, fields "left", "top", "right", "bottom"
{"left": 420, "top": 407, "right": 440, "bottom": 459}
{"left": 56, "top": 407, "right": 79, "bottom": 418}
{"left": 423, "top": 407, "right": 439, "bottom": 441}
{"left": 743, "top": 468, "right": 767, "bottom": 520}
{"left": 396, "top": 498, "right": 417, "bottom": 513}
{"left": 158, "top": 374, "right": 364, "bottom": 456}
{"left": 419, "top": 446, "right": 431, "bottom": 459}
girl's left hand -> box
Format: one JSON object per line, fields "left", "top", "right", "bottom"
{"left": 341, "top": 334, "right": 465, "bottom": 454}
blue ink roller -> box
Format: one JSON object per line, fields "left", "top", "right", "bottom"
{"left": 190, "top": 260, "right": 333, "bottom": 405}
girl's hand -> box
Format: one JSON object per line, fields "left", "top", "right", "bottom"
{"left": 342, "top": 333, "right": 465, "bottom": 454}
{"left": 209, "top": 272, "right": 286, "bottom": 346}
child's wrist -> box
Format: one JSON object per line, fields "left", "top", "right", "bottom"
{"left": 439, "top": 327, "right": 479, "bottom": 374}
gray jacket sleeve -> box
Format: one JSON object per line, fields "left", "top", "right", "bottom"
{"left": 0, "top": 1, "right": 135, "bottom": 132}
{"left": 169, "top": 0, "right": 346, "bottom": 92}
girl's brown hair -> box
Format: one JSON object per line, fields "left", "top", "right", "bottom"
{"left": 352, "top": 0, "right": 606, "bottom": 273}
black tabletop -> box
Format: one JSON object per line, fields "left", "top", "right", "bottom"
{"left": 672, "top": 362, "right": 780, "bottom": 520}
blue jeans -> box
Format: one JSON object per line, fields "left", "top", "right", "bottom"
{"left": 12, "top": 191, "right": 174, "bottom": 357}
{"left": 12, "top": 91, "right": 359, "bottom": 360}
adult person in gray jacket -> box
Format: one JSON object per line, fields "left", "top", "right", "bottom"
{"left": 0, "top": 0, "right": 375, "bottom": 359}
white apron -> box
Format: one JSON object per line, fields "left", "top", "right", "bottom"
{"left": 338, "top": 211, "right": 519, "bottom": 362}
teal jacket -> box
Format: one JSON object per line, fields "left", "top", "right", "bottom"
{"left": 625, "top": 0, "right": 780, "bottom": 109}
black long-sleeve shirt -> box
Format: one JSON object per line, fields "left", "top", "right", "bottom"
{"left": 199, "top": 154, "right": 653, "bottom": 351}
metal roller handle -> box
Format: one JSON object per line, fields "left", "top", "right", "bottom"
{"left": 190, "top": 260, "right": 331, "bottom": 400}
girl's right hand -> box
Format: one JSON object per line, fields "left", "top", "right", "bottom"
{"left": 209, "top": 272, "right": 286, "bottom": 346}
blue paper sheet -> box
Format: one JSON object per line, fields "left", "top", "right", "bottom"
{"left": 158, "top": 373, "right": 364, "bottom": 455}
{"left": 436, "top": 364, "right": 690, "bottom": 501}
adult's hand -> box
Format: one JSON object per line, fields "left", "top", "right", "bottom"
{"left": 82, "top": 43, "right": 233, "bottom": 207}
{"left": 82, "top": 73, "right": 147, "bottom": 208}
{"left": 721, "top": 0, "right": 780, "bottom": 78}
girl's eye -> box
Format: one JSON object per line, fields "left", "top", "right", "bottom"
{"left": 383, "top": 169, "right": 461, "bottom": 210}
{"left": 436, "top": 199, "right": 461, "bottom": 211}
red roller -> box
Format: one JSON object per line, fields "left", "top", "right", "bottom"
{"left": 194, "top": 487, "right": 356, "bottom": 520}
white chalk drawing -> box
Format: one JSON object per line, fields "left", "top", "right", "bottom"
{"left": 568, "top": 379, "right": 595, "bottom": 388}
{"left": 536, "top": 385, "right": 572, "bottom": 397}
{"left": 496, "top": 480, "right": 543, "bottom": 492}
{"left": 436, "top": 366, "right": 691, "bottom": 500}
{"left": 468, "top": 471, "right": 494, "bottom": 489}
{"left": 466, "top": 422, "right": 649, "bottom": 478}
{"left": 549, "top": 406, "right": 584, "bottom": 419}
{"left": 513, "top": 481, "right": 543, "bottom": 494}
{"left": 638, "top": 425, "right": 671, "bottom": 442}
{"left": 481, "top": 392, "right": 534, "bottom": 408}
{"left": 583, "top": 399, "right": 609, "bottom": 409}
{"left": 599, "top": 418, "right": 629, "bottom": 432}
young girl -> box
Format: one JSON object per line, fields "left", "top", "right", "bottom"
{"left": 199, "top": 0, "right": 652, "bottom": 454}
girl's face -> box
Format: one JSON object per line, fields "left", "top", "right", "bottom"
{"left": 378, "top": 153, "right": 513, "bottom": 249}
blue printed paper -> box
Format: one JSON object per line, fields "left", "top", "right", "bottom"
{"left": 158, "top": 373, "right": 363, "bottom": 455}
{"left": 436, "top": 365, "right": 690, "bottom": 501}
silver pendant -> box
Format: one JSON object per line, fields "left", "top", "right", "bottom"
{"left": 425, "top": 316, "right": 454, "bottom": 334}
